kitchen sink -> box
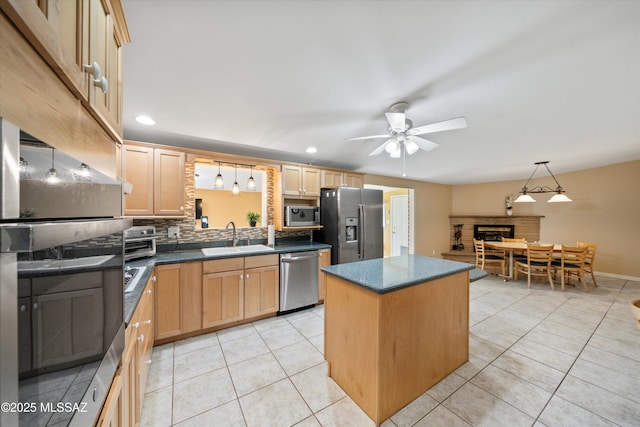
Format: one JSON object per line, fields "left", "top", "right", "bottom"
{"left": 201, "top": 244, "right": 273, "bottom": 257}
{"left": 17, "top": 255, "right": 116, "bottom": 272}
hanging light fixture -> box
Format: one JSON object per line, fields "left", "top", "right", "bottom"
{"left": 214, "top": 161, "right": 224, "bottom": 189}
{"left": 514, "top": 161, "right": 572, "bottom": 203}
{"left": 247, "top": 166, "right": 256, "bottom": 191}
{"left": 78, "top": 163, "right": 91, "bottom": 177}
{"left": 45, "top": 148, "right": 60, "bottom": 184}
{"left": 231, "top": 164, "right": 240, "bottom": 196}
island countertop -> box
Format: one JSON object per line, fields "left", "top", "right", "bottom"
{"left": 322, "top": 254, "right": 474, "bottom": 294}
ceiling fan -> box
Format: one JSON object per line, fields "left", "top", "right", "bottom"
{"left": 346, "top": 102, "right": 467, "bottom": 158}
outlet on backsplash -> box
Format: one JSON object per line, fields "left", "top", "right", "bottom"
{"left": 168, "top": 226, "right": 180, "bottom": 239}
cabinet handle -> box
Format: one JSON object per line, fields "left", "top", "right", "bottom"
{"left": 131, "top": 322, "right": 140, "bottom": 329}
{"left": 152, "top": 276, "right": 157, "bottom": 282}
{"left": 93, "top": 76, "right": 108, "bottom": 94}
{"left": 180, "top": 206, "right": 184, "bottom": 211}
{"left": 138, "top": 334, "right": 144, "bottom": 343}
{"left": 143, "top": 320, "right": 151, "bottom": 325}
{"left": 240, "top": 274, "right": 243, "bottom": 279}
{"left": 33, "top": 303, "right": 38, "bottom": 310}
{"left": 146, "top": 289, "right": 152, "bottom": 295}
{"left": 246, "top": 274, "right": 250, "bottom": 279}
{"left": 20, "top": 305, "right": 27, "bottom": 312}
{"left": 83, "top": 61, "right": 101, "bottom": 78}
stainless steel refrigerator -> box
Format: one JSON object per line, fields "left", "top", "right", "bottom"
{"left": 317, "top": 187, "right": 384, "bottom": 264}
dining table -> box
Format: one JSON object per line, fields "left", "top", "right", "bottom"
{"left": 485, "top": 241, "right": 562, "bottom": 280}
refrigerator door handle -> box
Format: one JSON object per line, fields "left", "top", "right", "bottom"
{"left": 358, "top": 203, "right": 365, "bottom": 259}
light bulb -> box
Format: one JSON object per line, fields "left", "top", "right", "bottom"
{"left": 389, "top": 148, "right": 401, "bottom": 158}
{"left": 405, "top": 140, "right": 419, "bottom": 155}
{"left": 214, "top": 173, "right": 224, "bottom": 189}
{"left": 46, "top": 168, "right": 60, "bottom": 184}
{"left": 247, "top": 176, "right": 256, "bottom": 191}
{"left": 385, "top": 140, "right": 399, "bottom": 153}
{"left": 232, "top": 181, "right": 240, "bottom": 196}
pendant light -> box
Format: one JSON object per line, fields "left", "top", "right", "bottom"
{"left": 231, "top": 164, "right": 240, "bottom": 196}
{"left": 214, "top": 161, "right": 224, "bottom": 189}
{"left": 45, "top": 148, "right": 60, "bottom": 184}
{"left": 247, "top": 166, "right": 256, "bottom": 191}
{"left": 514, "top": 161, "right": 572, "bottom": 203}
{"left": 78, "top": 163, "right": 91, "bottom": 177}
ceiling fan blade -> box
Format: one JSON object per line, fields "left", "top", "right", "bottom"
{"left": 369, "top": 139, "right": 393, "bottom": 156}
{"left": 385, "top": 112, "right": 406, "bottom": 132}
{"left": 344, "top": 134, "right": 390, "bottom": 142}
{"left": 409, "top": 136, "right": 439, "bottom": 152}
{"left": 409, "top": 117, "right": 467, "bottom": 136}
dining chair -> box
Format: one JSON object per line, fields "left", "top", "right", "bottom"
{"left": 514, "top": 244, "right": 555, "bottom": 289}
{"left": 577, "top": 241, "right": 598, "bottom": 287}
{"left": 474, "top": 239, "right": 506, "bottom": 280}
{"left": 502, "top": 237, "right": 527, "bottom": 260}
{"left": 552, "top": 245, "right": 589, "bottom": 290}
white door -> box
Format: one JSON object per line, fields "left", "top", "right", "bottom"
{"left": 391, "top": 195, "right": 409, "bottom": 256}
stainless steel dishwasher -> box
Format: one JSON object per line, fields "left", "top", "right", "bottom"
{"left": 280, "top": 251, "right": 319, "bottom": 312}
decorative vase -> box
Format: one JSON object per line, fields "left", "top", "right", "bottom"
{"left": 249, "top": 220, "right": 257, "bottom": 227}
{"left": 506, "top": 208, "right": 513, "bottom": 216}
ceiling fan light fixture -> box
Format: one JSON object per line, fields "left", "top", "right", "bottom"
{"left": 405, "top": 140, "right": 419, "bottom": 155}
{"left": 389, "top": 147, "right": 401, "bottom": 158}
{"left": 385, "top": 139, "right": 399, "bottom": 154}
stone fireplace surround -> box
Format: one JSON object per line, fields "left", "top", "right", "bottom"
{"left": 442, "top": 215, "right": 544, "bottom": 263}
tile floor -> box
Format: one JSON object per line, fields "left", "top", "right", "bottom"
{"left": 140, "top": 275, "right": 640, "bottom": 427}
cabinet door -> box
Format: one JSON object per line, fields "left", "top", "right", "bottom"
{"left": 344, "top": 173, "right": 364, "bottom": 188}
{"left": 89, "top": 0, "right": 123, "bottom": 136}
{"left": 122, "top": 145, "right": 154, "bottom": 215}
{"left": 18, "top": 297, "right": 31, "bottom": 374}
{"left": 179, "top": 262, "right": 202, "bottom": 334}
{"left": 32, "top": 288, "right": 104, "bottom": 369}
{"left": 96, "top": 369, "right": 124, "bottom": 427}
{"left": 302, "top": 167, "right": 320, "bottom": 197}
{"left": 202, "top": 270, "right": 244, "bottom": 328}
{"left": 282, "top": 165, "right": 302, "bottom": 196}
{"left": 321, "top": 170, "right": 343, "bottom": 189}
{"left": 244, "top": 265, "right": 279, "bottom": 319}
{"left": 154, "top": 148, "right": 185, "bottom": 216}
{"left": 318, "top": 249, "right": 331, "bottom": 302}
{"left": 154, "top": 264, "right": 181, "bottom": 340}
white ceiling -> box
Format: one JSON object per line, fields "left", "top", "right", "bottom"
{"left": 122, "top": 0, "right": 640, "bottom": 185}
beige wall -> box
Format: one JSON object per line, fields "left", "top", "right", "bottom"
{"left": 195, "top": 189, "right": 262, "bottom": 228}
{"left": 451, "top": 160, "right": 640, "bottom": 278}
{"left": 365, "top": 174, "right": 452, "bottom": 259}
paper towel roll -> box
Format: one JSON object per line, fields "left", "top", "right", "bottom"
{"left": 267, "top": 224, "right": 275, "bottom": 247}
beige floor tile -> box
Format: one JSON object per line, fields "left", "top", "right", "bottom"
{"left": 273, "top": 339, "right": 325, "bottom": 376}
{"left": 443, "top": 382, "right": 534, "bottom": 427}
{"left": 252, "top": 315, "right": 290, "bottom": 333}
{"left": 470, "top": 321, "right": 521, "bottom": 348}
{"left": 289, "top": 314, "right": 325, "bottom": 339}
{"left": 220, "top": 333, "right": 270, "bottom": 365}
{"left": 217, "top": 323, "right": 259, "bottom": 344}
{"left": 492, "top": 350, "right": 564, "bottom": 392}
{"left": 173, "top": 344, "right": 226, "bottom": 383}
{"left": 173, "top": 331, "right": 219, "bottom": 356}
{"left": 314, "top": 396, "right": 376, "bottom": 427}
{"left": 468, "top": 333, "right": 506, "bottom": 362}
{"left": 145, "top": 357, "right": 174, "bottom": 392}
{"left": 140, "top": 386, "right": 173, "bottom": 427}
{"left": 258, "top": 322, "right": 306, "bottom": 351}
{"left": 426, "top": 373, "right": 467, "bottom": 403}
{"left": 578, "top": 344, "right": 640, "bottom": 376}
{"left": 454, "top": 354, "right": 490, "bottom": 380}
{"left": 470, "top": 364, "right": 551, "bottom": 418}
{"left": 239, "top": 379, "right": 312, "bottom": 427}
{"left": 294, "top": 415, "right": 322, "bottom": 426}
{"left": 510, "top": 337, "right": 576, "bottom": 372}
{"left": 556, "top": 375, "right": 640, "bottom": 426}
{"left": 587, "top": 333, "right": 640, "bottom": 362}
{"left": 568, "top": 358, "right": 640, "bottom": 404}
{"left": 413, "top": 405, "right": 471, "bottom": 427}
{"left": 524, "top": 327, "right": 587, "bottom": 357}
{"left": 151, "top": 342, "right": 174, "bottom": 363}
{"left": 228, "top": 352, "right": 287, "bottom": 396}
{"left": 538, "top": 396, "right": 619, "bottom": 427}
{"left": 307, "top": 333, "right": 324, "bottom": 354}
{"left": 389, "top": 391, "right": 439, "bottom": 427}
{"left": 174, "top": 400, "right": 246, "bottom": 427}
{"left": 290, "top": 362, "right": 345, "bottom": 413}
{"left": 172, "top": 367, "right": 236, "bottom": 424}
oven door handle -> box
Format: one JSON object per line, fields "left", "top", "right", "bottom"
{"left": 0, "top": 218, "right": 132, "bottom": 253}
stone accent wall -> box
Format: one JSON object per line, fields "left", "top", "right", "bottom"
{"left": 448, "top": 215, "right": 543, "bottom": 250}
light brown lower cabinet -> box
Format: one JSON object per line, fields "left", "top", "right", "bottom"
{"left": 318, "top": 248, "right": 331, "bottom": 302}
{"left": 244, "top": 255, "right": 279, "bottom": 318}
{"left": 154, "top": 262, "right": 202, "bottom": 340}
{"left": 98, "top": 275, "right": 154, "bottom": 427}
{"left": 202, "top": 257, "right": 245, "bottom": 329}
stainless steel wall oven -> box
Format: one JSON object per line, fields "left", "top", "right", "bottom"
{"left": 1, "top": 118, "right": 131, "bottom": 427}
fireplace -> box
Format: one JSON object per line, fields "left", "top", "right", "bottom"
{"left": 474, "top": 224, "right": 515, "bottom": 242}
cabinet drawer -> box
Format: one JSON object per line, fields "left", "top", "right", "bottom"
{"left": 244, "top": 254, "right": 279, "bottom": 269}
{"left": 203, "top": 257, "right": 244, "bottom": 274}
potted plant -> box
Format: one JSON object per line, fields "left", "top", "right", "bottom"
{"left": 246, "top": 211, "right": 261, "bottom": 227}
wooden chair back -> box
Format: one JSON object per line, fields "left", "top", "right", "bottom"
{"left": 502, "top": 237, "right": 526, "bottom": 243}
{"left": 527, "top": 244, "right": 554, "bottom": 265}
{"left": 577, "top": 241, "right": 598, "bottom": 287}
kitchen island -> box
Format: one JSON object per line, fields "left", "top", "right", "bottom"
{"left": 322, "top": 255, "right": 473, "bottom": 425}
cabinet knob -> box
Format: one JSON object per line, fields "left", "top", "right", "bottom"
{"left": 240, "top": 274, "right": 243, "bottom": 279}
{"left": 146, "top": 289, "right": 152, "bottom": 295}
{"left": 33, "top": 303, "right": 39, "bottom": 310}
{"left": 131, "top": 322, "right": 140, "bottom": 329}
{"left": 93, "top": 76, "right": 108, "bottom": 94}
{"left": 138, "top": 334, "right": 144, "bottom": 343}
{"left": 246, "top": 274, "right": 250, "bottom": 279}
{"left": 83, "top": 61, "right": 101, "bottom": 78}
{"left": 20, "top": 305, "right": 27, "bottom": 312}
{"left": 180, "top": 206, "right": 184, "bottom": 211}
{"left": 145, "top": 360, "right": 152, "bottom": 365}
{"left": 152, "top": 276, "right": 157, "bottom": 282}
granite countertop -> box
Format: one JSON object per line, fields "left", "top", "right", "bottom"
{"left": 322, "top": 254, "right": 474, "bottom": 294}
{"left": 123, "top": 241, "right": 331, "bottom": 325}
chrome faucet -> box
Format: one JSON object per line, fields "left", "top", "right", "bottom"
{"left": 225, "top": 221, "right": 238, "bottom": 247}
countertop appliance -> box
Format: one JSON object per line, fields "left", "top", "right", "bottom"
{"left": 0, "top": 119, "right": 131, "bottom": 427}
{"left": 279, "top": 251, "right": 319, "bottom": 312}
{"left": 316, "top": 187, "right": 384, "bottom": 265}
{"left": 124, "top": 225, "right": 157, "bottom": 261}
{"left": 284, "top": 206, "right": 320, "bottom": 227}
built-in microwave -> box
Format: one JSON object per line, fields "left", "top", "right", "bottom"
{"left": 284, "top": 206, "right": 320, "bottom": 227}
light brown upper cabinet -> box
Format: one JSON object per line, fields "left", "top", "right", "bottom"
{"left": 320, "top": 170, "right": 364, "bottom": 189}
{"left": 2, "top": 0, "right": 130, "bottom": 141}
{"left": 282, "top": 165, "right": 320, "bottom": 197}
{"left": 122, "top": 143, "right": 185, "bottom": 216}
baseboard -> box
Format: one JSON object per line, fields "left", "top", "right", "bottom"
{"left": 595, "top": 271, "right": 640, "bottom": 282}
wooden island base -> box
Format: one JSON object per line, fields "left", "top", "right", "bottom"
{"left": 324, "top": 271, "right": 469, "bottom": 425}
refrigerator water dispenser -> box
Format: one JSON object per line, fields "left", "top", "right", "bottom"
{"left": 345, "top": 217, "right": 358, "bottom": 242}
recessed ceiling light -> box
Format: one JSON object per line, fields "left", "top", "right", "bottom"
{"left": 135, "top": 115, "right": 156, "bottom": 126}
{"left": 306, "top": 147, "right": 317, "bottom": 154}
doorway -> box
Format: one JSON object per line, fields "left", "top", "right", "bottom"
{"left": 365, "top": 185, "right": 413, "bottom": 257}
